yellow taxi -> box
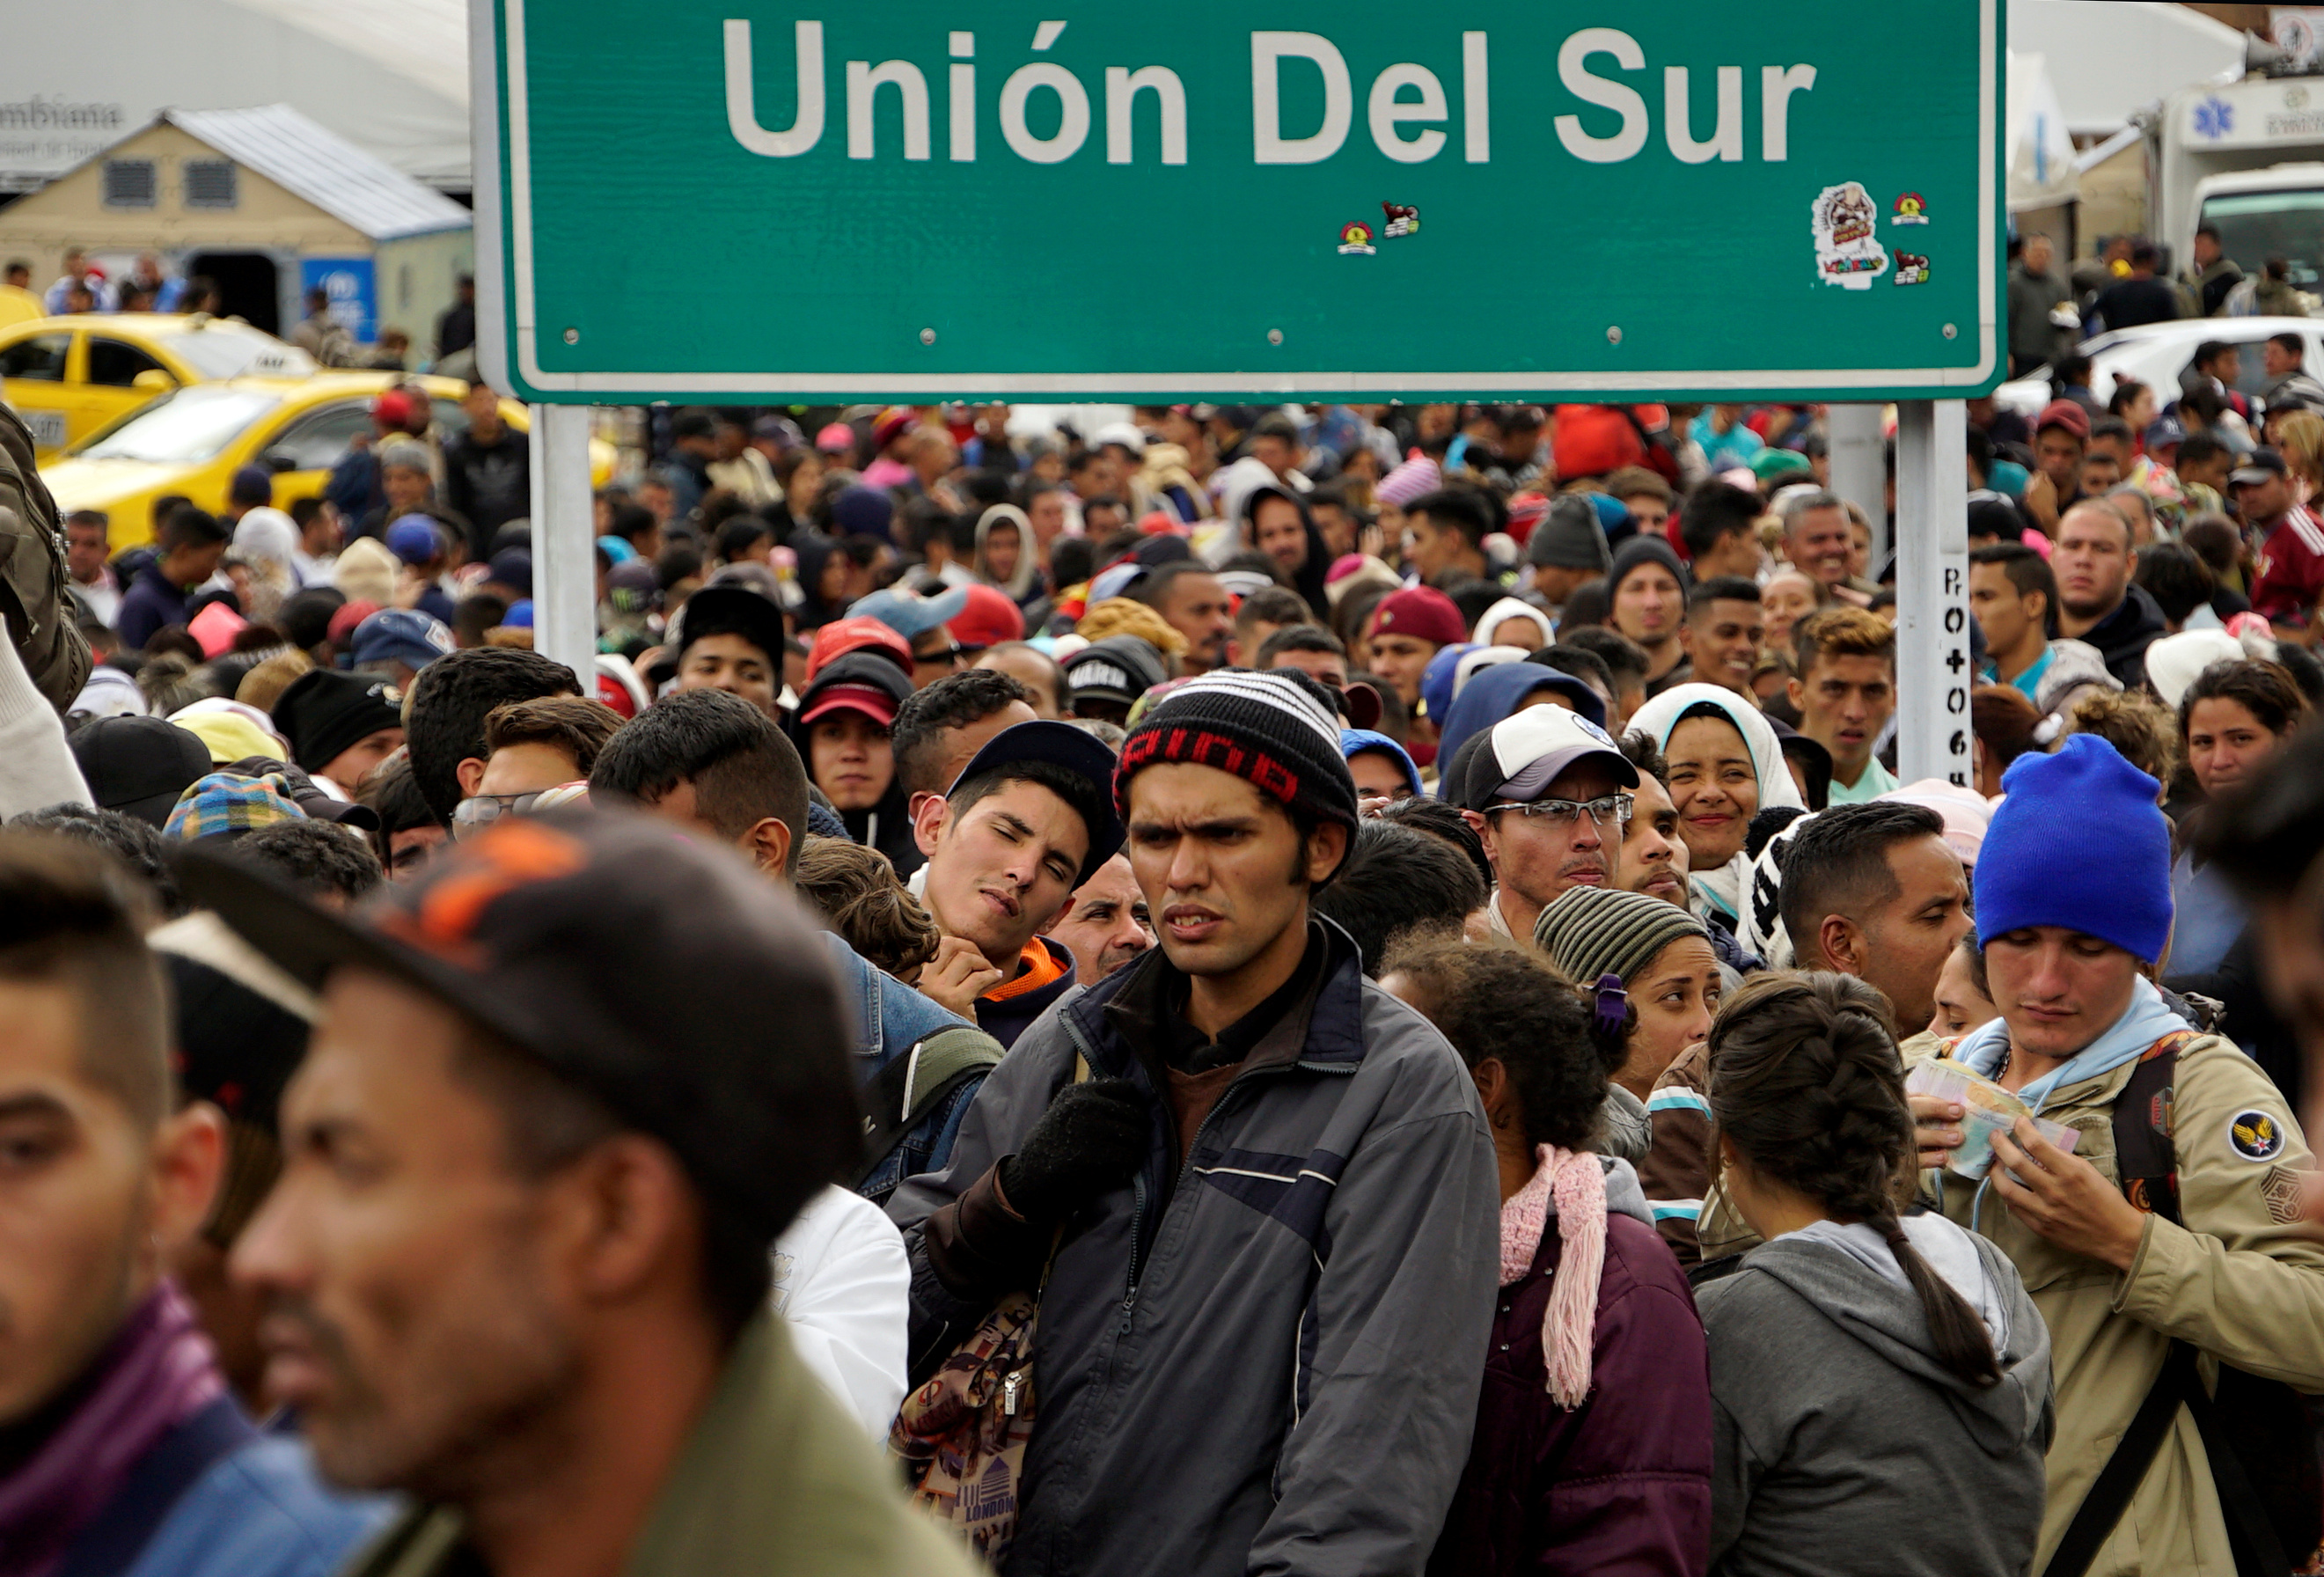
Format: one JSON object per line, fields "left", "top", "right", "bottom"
{"left": 0, "top": 286, "right": 42, "bottom": 333}
{"left": 0, "top": 313, "right": 316, "bottom": 458}
{"left": 40, "top": 371, "right": 602, "bottom": 547}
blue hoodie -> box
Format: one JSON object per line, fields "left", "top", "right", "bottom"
{"left": 1434, "top": 662, "right": 1608, "bottom": 774}
{"left": 1340, "top": 729, "right": 1422, "bottom": 796}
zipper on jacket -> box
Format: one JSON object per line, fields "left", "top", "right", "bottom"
{"left": 1121, "top": 1058, "right": 1355, "bottom": 1318}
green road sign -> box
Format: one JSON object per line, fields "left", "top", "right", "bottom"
{"left": 474, "top": 0, "right": 2002, "bottom": 403}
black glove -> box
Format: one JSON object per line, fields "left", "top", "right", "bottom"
{"left": 998, "top": 1079, "right": 1147, "bottom": 1223}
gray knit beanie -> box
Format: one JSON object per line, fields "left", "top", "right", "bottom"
{"left": 1527, "top": 493, "right": 1614, "bottom": 571}
{"left": 1531, "top": 885, "right": 1709, "bottom": 989}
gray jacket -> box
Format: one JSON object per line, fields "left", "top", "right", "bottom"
{"left": 1697, "top": 1214, "right": 2052, "bottom": 1577}
{"left": 887, "top": 921, "right": 1499, "bottom": 1577}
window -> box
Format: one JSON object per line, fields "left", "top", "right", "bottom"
{"left": 80, "top": 385, "right": 280, "bottom": 464}
{"left": 102, "top": 158, "right": 157, "bottom": 208}
{"left": 263, "top": 400, "right": 375, "bottom": 471}
{"left": 182, "top": 159, "right": 237, "bottom": 209}
{"left": 84, "top": 338, "right": 168, "bottom": 389}
{"left": 0, "top": 334, "right": 69, "bottom": 381}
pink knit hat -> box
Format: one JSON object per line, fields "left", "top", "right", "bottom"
{"left": 1376, "top": 455, "right": 1441, "bottom": 508}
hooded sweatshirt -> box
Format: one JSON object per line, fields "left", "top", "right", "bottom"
{"left": 1471, "top": 596, "right": 1556, "bottom": 653}
{"left": 1434, "top": 662, "right": 1609, "bottom": 774}
{"left": 1238, "top": 483, "right": 1331, "bottom": 619}
{"left": 1696, "top": 1211, "right": 2052, "bottom": 1577}
{"left": 788, "top": 531, "right": 850, "bottom": 630}
{"left": 972, "top": 503, "right": 1042, "bottom": 606}
{"left": 1627, "top": 685, "right": 1807, "bottom": 928}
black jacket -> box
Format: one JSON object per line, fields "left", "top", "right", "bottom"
{"left": 2077, "top": 583, "right": 2166, "bottom": 687}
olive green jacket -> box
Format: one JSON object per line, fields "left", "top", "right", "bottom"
{"left": 337, "top": 1313, "right": 980, "bottom": 1577}
{"left": 0, "top": 401, "right": 88, "bottom": 712}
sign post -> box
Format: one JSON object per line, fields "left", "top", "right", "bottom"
{"left": 525, "top": 405, "right": 597, "bottom": 691}
{"left": 1826, "top": 404, "right": 1888, "bottom": 566}
{"left": 1894, "top": 399, "right": 1972, "bottom": 789}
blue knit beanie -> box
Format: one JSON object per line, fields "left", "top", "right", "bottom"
{"left": 1974, "top": 733, "right": 2172, "bottom": 962}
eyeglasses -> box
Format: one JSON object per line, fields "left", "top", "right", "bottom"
{"left": 914, "top": 640, "right": 966, "bottom": 670}
{"left": 451, "top": 790, "right": 553, "bottom": 838}
{"left": 1486, "top": 793, "right": 1634, "bottom": 830}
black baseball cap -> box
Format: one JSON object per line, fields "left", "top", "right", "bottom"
{"left": 1061, "top": 635, "right": 1169, "bottom": 713}
{"left": 2230, "top": 447, "right": 2290, "bottom": 488}
{"left": 70, "top": 716, "right": 213, "bottom": 827}
{"left": 946, "top": 719, "right": 1125, "bottom": 884}
{"left": 177, "top": 809, "right": 861, "bottom": 1242}
{"left": 672, "top": 583, "right": 788, "bottom": 666}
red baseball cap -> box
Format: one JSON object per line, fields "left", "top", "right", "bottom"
{"left": 804, "top": 616, "right": 912, "bottom": 684}
{"left": 326, "top": 598, "right": 382, "bottom": 646}
{"left": 948, "top": 583, "right": 1025, "bottom": 651}
{"left": 370, "top": 390, "right": 414, "bottom": 428}
{"left": 795, "top": 651, "right": 912, "bottom": 730}
{"left": 797, "top": 682, "right": 900, "bottom": 730}
{"left": 2035, "top": 399, "right": 2091, "bottom": 443}
{"left": 1367, "top": 586, "right": 1466, "bottom": 649}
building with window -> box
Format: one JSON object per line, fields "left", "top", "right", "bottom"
{"left": 0, "top": 104, "right": 470, "bottom": 350}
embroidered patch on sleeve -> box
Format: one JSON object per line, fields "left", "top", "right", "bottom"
{"left": 2229, "top": 1109, "right": 2288, "bottom": 1163}
{"left": 2262, "top": 1165, "right": 2306, "bottom": 1224}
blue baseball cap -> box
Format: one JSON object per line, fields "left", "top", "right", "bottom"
{"left": 350, "top": 608, "right": 455, "bottom": 671}
{"left": 1419, "top": 642, "right": 1482, "bottom": 723}
{"left": 847, "top": 584, "right": 971, "bottom": 641}
{"left": 385, "top": 515, "right": 443, "bottom": 565}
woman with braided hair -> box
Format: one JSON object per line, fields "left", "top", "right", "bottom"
{"left": 1696, "top": 972, "right": 2051, "bottom": 1577}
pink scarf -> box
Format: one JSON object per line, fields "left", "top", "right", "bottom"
{"left": 0, "top": 1282, "right": 228, "bottom": 1577}
{"left": 1499, "top": 1144, "right": 1607, "bottom": 1410}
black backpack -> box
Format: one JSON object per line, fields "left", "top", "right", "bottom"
{"left": 2045, "top": 1033, "right": 2324, "bottom": 1577}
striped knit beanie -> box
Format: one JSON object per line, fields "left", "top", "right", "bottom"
{"left": 1531, "top": 885, "right": 1709, "bottom": 990}
{"left": 1116, "top": 669, "right": 1359, "bottom": 855}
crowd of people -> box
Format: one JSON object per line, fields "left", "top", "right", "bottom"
{"left": 7, "top": 250, "right": 480, "bottom": 376}
{"left": 9, "top": 326, "right": 2324, "bottom": 1577}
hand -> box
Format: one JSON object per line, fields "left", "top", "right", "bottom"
{"left": 999, "top": 1079, "right": 1147, "bottom": 1223}
{"left": 1909, "top": 1092, "right": 1964, "bottom": 1172}
{"left": 2022, "top": 472, "right": 2059, "bottom": 532}
{"left": 919, "top": 935, "right": 1005, "bottom": 1022}
{"left": 1358, "top": 795, "right": 1393, "bottom": 819}
{"left": 1990, "top": 1118, "right": 2148, "bottom": 1270}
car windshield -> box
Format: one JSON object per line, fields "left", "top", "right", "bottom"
{"left": 2202, "top": 188, "right": 2324, "bottom": 290}
{"left": 75, "top": 385, "right": 280, "bottom": 463}
{"left": 158, "top": 329, "right": 312, "bottom": 383}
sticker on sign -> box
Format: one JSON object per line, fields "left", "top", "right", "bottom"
{"left": 473, "top": 0, "right": 2000, "bottom": 402}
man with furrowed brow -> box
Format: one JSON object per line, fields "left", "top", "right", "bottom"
{"left": 890, "top": 668, "right": 1499, "bottom": 1577}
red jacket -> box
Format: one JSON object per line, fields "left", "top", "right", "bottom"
{"left": 1429, "top": 1210, "right": 1712, "bottom": 1576}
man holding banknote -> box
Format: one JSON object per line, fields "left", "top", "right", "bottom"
{"left": 1924, "top": 733, "right": 2324, "bottom": 1577}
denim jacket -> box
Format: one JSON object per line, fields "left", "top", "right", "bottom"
{"left": 825, "top": 934, "right": 986, "bottom": 1203}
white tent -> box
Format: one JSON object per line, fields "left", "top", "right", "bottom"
{"left": 0, "top": 0, "right": 469, "bottom": 194}
{"left": 2009, "top": 0, "right": 2244, "bottom": 138}
{"left": 2007, "top": 51, "right": 2080, "bottom": 213}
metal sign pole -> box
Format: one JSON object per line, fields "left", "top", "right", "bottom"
{"left": 1826, "top": 403, "right": 1888, "bottom": 568}
{"left": 527, "top": 405, "right": 597, "bottom": 691}
{"left": 1893, "top": 399, "right": 1971, "bottom": 789}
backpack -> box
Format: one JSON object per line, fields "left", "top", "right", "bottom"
{"left": 2044, "top": 1033, "right": 2324, "bottom": 1577}
{"left": 0, "top": 401, "right": 90, "bottom": 712}
{"left": 854, "top": 1025, "right": 1004, "bottom": 1192}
